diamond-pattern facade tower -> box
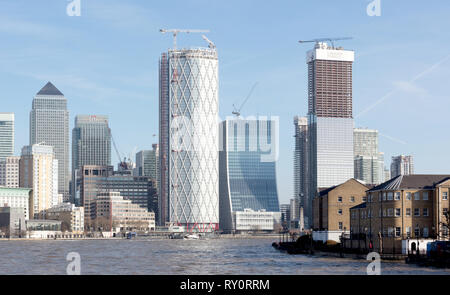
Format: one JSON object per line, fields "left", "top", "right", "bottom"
{"left": 159, "top": 48, "right": 219, "bottom": 232}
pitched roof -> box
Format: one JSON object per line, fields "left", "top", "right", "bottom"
{"left": 36, "top": 82, "right": 64, "bottom": 96}
{"left": 317, "top": 178, "right": 370, "bottom": 197}
{"left": 368, "top": 175, "right": 450, "bottom": 192}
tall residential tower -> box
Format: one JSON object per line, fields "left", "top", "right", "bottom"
{"left": 306, "top": 42, "right": 355, "bottom": 228}
{"left": 159, "top": 47, "right": 219, "bottom": 231}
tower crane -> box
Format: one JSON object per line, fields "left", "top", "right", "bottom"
{"left": 232, "top": 82, "right": 258, "bottom": 117}
{"left": 110, "top": 131, "right": 130, "bottom": 171}
{"left": 160, "top": 28, "right": 210, "bottom": 49}
{"left": 298, "top": 37, "right": 352, "bottom": 49}
{"left": 201, "top": 35, "right": 216, "bottom": 49}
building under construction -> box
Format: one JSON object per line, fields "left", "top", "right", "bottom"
{"left": 159, "top": 32, "right": 219, "bottom": 232}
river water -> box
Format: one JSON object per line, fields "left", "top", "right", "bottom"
{"left": 0, "top": 237, "right": 448, "bottom": 275}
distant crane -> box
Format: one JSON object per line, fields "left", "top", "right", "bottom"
{"left": 298, "top": 37, "right": 353, "bottom": 49}
{"left": 110, "top": 131, "right": 131, "bottom": 171}
{"left": 201, "top": 35, "right": 216, "bottom": 49}
{"left": 160, "top": 28, "right": 210, "bottom": 49}
{"left": 232, "top": 82, "right": 259, "bottom": 117}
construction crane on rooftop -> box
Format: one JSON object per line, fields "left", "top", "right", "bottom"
{"left": 202, "top": 35, "right": 216, "bottom": 49}
{"left": 232, "top": 82, "right": 259, "bottom": 117}
{"left": 298, "top": 37, "right": 353, "bottom": 49}
{"left": 160, "top": 28, "right": 210, "bottom": 49}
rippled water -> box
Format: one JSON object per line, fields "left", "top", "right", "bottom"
{"left": 0, "top": 238, "right": 449, "bottom": 275}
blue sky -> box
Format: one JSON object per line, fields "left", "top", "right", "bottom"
{"left": 1, "top": 0, "right": 450, "bottom": 204}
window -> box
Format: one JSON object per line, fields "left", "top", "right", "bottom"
{"left": 415, "top": 227, "right": 420, "bottom": 237}
{"left": 423, "top": 192, "right": 429, "bottom": 201}
{"left": 443, "top": 192, "right": 448, "bottom": 200}
{"left": 395, "top": 192, "right": 401, "bottom": 200}
{"left": 387, "top": 192, "right": 393, "bottom": 201}
{"left": 350, "top": 196, "right": 355, "bottom": 202}
{"left": 414, "top": 208, "right": 420, "bottom": 216}
{"left": 423, "top": 227, "right": 429, "bottom": 238}
{"left": 406, "top": 208, "right": 411, "bottom": 216}
{"left": 406, "top": 227, "right": 411, "bottom": 238}
{"left": 338, "top": 222, "right": 343, "bottom": 230}
{"left": 387, "top": 208, "right": 394, "bottom": 217}
{"left": 388, "top": 227, "right": 394, "bottom": 237}
{"left": 383, "top": 209, "right": 386, "bottom": 217}
{"left": 362, "top": 196, "right": 367, "bottom": 202}
{"left": 383, "top": 192, "right": 386, "bottom": 201}
{"left": 338, "top": 196, "right": 343, "bottom": 203}
{"left": 395, "top": 227, "right": 401, "bottom": 237}
{"left": 414, "top": 192, "right": 420, "bottom": 200}
{"left": 406, "top": 192, "right": 411, "bottom": 200}
{"left": 338, "top": 209, "right": 343, "bottom": 215}
{"left": 423, "top": 208, "right": 429, "bottom": 217}
{"left": 351, "top": 211, "right": 356, "bottom": 219}
{"left": 395, "top": 208, "right": 401, "bottom": 217}
{"left": 443, "top": 208, "right": 449, "bottom": 216}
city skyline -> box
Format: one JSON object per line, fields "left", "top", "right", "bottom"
{"left": 1, "top": 1, "right": 450, "bottom": 205}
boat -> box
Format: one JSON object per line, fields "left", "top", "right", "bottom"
{"left": 127, "top": 232, "right": 137, "bottom": 239}
{"left": 183, "top": 233, "right": 200, "bottom": 240}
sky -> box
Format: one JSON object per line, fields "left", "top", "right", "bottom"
{"left": 1, "top": 0, "right": 450, "bottom": 204}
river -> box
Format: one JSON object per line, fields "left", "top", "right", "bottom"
{"left": 0, "top": 237, "right": 448, "bottom": 275}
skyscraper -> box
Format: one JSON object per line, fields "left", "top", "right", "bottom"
{"left": 293, "top": 116, "right": 308, "bottom": 228}
{"left": 19, "top": 144, "right": 59, "bottom": 216}
{"left": 159, "top": 47, "right": 219, "bottom": 231}
{"left": 219, "top": 118, "right": 280, "bottom": 232}
{"left": 30, "top": 82, "right": 69, "bottom": 201}
{"left": 306, "top": 42, "right": 355, "bottom": 228}
{"left": 135, "top": 144, "right": 159, "bottom": 182}
{"left": 0, "top": 113, "right": 14, "bottom": 161}
{"left": 353, "top": 128, "right": 385, "bottom": 185}
{"left": 390, "top": 155, "right": 414, "bottom": 177}
{"left": 0, "top": 156, "right": 20, "bottom": 188}
{"left": 71, "top": 115, "right": 111, "bottom": 204}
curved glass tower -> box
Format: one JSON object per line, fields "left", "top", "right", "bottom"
{"left": 219, "top": 118, "right": 280, "bottom": 232}
{"left": 160, "top": 48, "right": 219, "bottom": 232}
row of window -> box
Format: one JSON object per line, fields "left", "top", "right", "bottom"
{"left": 351, "top": 207, "right": 449, "bottom": 218}
{"left": 366, "top": 191, "right": 449, "bottom": 202}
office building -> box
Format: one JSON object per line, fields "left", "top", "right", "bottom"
{"left": 71, "top": 115, "right": 111, "bottom": 204}
{"left": 19, "top": 144, "right": 59, "bottom": 216}
{"left": 391, "top": 155, "right": 414, "bottom": 177}
{"left": 135, "top": 144, "right": 159, "bottom": 186}
{"left": 353, "top": 128, "right": 385, "bottom": 185}
{"left": 306, "top": 42, "right": 355, "bottom": 229}
{"left": 0, "top": 156, "right": 20, "bottom": 188}
{"left": 0, "top": 113, "right": 14, "bottom": 161}
{"left": 219, "top": 118, "right": 280, "bottom": 233}
{"left": 293, "top": 116, "right": 308, "bottom": 228}
{"left": 0, "top": 207, "right": 26, "bottom": 238}
{"left": 159, "top": 47, "right": 219, "bottom": 231}
{"left": 233, "top": 209, "right": 275, "bottom": 232}
{"left": 93, "top": 192, "right": 155, "bottom": 232}
{"left": 30, "top": 82, "right": 69, "bottom": 201}
{"left": 80, "top": 165, "right": 157, "bottom": 229}
{"left": 280, "top": 204, "right": 291, "bottom": 229}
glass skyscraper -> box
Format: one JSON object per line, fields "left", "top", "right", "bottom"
{"left": 30, "top": 82, "right": 69, "bottom": 201}
{"left": 0, "top": 113, "right": 14, "bottom": 161}
{"left": 159, "top": 47, "right": 219, "bottom": 231}
{"left": 306, "top": 42, "right": 355, "bottom": 229}
{"left": 135, "top": 144, "right": 159, "bottom": 189}
{"left": 219, "top": 118, "right": 280, "bottom": 232}
{"left": 71, "top": 115, "right": 111, "bottom": 204}
{"left": 353, "top": 128, "right": 385, "bottom": 185}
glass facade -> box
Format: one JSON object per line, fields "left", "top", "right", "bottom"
{"left": 219, "top": 119, "right": 280, "bottom": 232}
{"left": 0, "top": 113, "right": 14, "bottom": 161}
